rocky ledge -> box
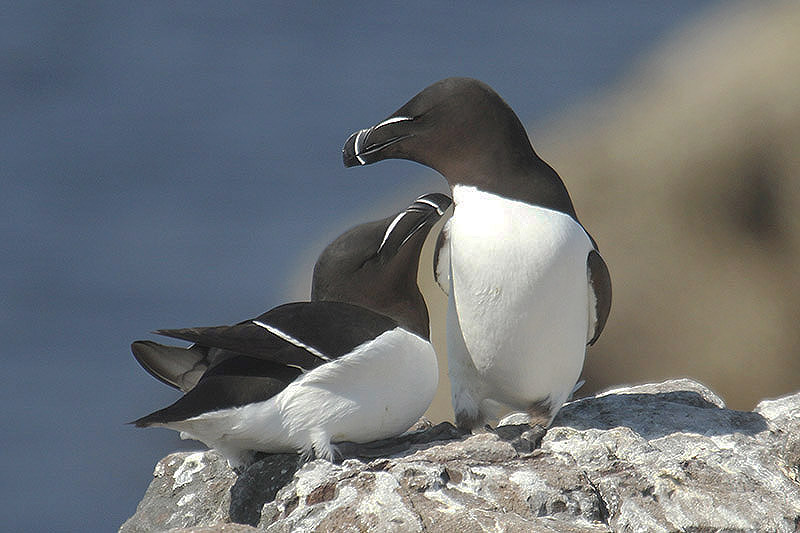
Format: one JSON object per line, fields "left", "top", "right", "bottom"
{"left": 120, "top": 379, "right": 800, "bottom": 532}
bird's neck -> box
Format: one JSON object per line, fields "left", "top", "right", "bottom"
{"left": 445, "top": 151, "right": 577, "bottom": 219}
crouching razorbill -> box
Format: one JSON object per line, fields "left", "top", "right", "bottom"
{"left": 343, "top": 77, "right": 611, "bottom": 430}
{"left": 131, "top": 193, "right": 451, "bottom": 466}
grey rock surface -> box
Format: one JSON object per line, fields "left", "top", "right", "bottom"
{"left": 121, "top": 379, "right": 800, "bottom": 532}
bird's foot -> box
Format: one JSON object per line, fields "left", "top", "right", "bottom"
{"left": 334, "top": 438, "right": 413, "bottom": 460}
{"left": 454, "top": 409, "right": 485, "bottom": 432}
{"left": 493, "top": 418, "right": 547, "bottom": 453}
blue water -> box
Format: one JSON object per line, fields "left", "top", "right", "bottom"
{"left": 2, "top": 2, "right": 721, "bottom": 530}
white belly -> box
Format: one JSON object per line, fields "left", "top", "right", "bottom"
{"left": 278, "top": 327, "right": 438, "bottom": 445}
{"left": 168, "top": 327, "right": 438, "bottom": 464}
{"left": 448, "top": 185, "right": 592, "bottom": 412}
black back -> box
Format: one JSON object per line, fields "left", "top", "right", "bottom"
{"left": 155, "top": 301, "right": 399, "bottom": 370}
{"left": 132, "top": 301, "right": 400, "bottom": 425}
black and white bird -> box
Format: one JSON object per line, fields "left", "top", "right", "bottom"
{"left": 343, "top": 77, "right": 611, "bottom": 430}
{"left": 131, "top": 193, "right": 452, "bottom": 466}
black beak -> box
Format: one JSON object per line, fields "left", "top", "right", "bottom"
{"left": 407, "top": 192, "right": 452, "bottom": 218}
{"left": 342, "top": 116, "right": 415, "bottom": 168}
{"left": 377, "top": 193, "right": 452, "bottom": 256}
{"left": 342, "top": 129, "right": 366, "bottom": 167}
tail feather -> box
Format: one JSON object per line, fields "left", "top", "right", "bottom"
{"left": 130, "top": 358, "right": 302, "bottom": 427}
{"left": 131, "top": 340, "right": 211, "bottom": 392}
{"left": 130, "top": 406, "right": 174, "bottom": 427}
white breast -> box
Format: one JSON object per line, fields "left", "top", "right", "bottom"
{"left": 448, "top": 185, "right": 593, "bottom": 412}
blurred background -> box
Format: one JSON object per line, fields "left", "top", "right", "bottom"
{"left": 3, "top": 1, "right": 798, "bottom": 530}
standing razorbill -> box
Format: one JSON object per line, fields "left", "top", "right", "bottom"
{"left": 343, "top": 77, "right": 611, "bottom": 430}
{"left": 131, "top": 193, "right": 451, "bottom": 466}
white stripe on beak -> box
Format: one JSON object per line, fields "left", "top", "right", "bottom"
{"left": 414, "top": 196, "right": 445, "bottom": 215}
{"left": 373, "top": 116, "right": 414, "bottom": 129}
{"left": 354, "top": 129, "right": 369, "bottom": 165}
{"left": 376, "top": 211, "right": 408, "bottom": 254}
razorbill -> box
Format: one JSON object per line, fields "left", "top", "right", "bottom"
{"left": 131, "top": 193, "right": 451, "bottom": 466}
{"left": 343, "top": 77, "right": 611, "bottom": 430}
{"left": 132, "top": 192, "right": 452, "bottom": 393}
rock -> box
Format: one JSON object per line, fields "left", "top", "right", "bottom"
{"left": 228, "top": 453, "right": 299, "bottom": 526}
{"left": 755, "top": 391, "right": 800, "bottom": 486}
{"left": 121, "top": 379, "right": 800, "bottom": 532}
{"left": 120, "top": 450, "right": 237, "bottom": 532}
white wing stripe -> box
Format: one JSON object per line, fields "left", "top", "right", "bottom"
{"left": 252, "top": 320, "right": 331, "bottom": 361}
